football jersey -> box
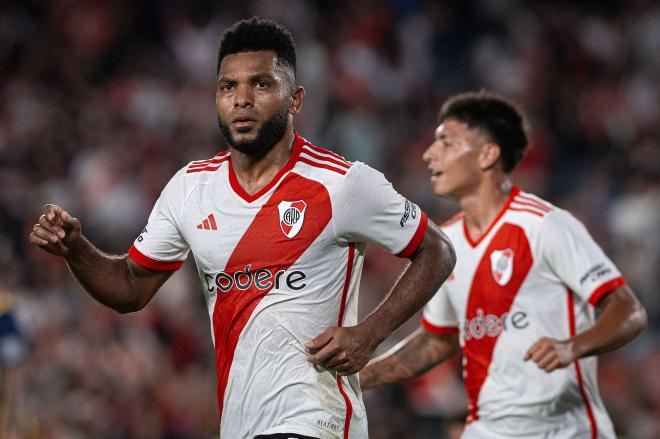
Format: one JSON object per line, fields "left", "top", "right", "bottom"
{"left": 423, "top": 186, "right": 625, "bottom": 439}
{"left": 129, "top": 131, "right": 428, "bottom": 439}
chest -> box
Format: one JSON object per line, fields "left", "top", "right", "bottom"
{"left": 180, "top": 174, "right": 334, "bottom": 273}
{"left": 445, "top": 222, "right": 540, "bottom": 315}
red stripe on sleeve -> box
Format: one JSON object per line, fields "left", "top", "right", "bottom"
{"left": 421, "top": 317, "right": 459, "bottom": 334}
{"left": 588, "top": 276, "right": 626, "bottom": 306}
{"left": 128, "top": 245, "right": 184, "bottom": 271}
{"left": 396, "top": 211, "right": 428, "bottom": 258}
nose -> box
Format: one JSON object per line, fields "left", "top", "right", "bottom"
{"left": 422, "top": 143, "right": 435, "bottom": 164}
{"left": 234, "top": 84, "right": 253, "bottom": 108}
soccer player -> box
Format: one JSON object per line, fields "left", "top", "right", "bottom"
{"left": 359, "top": 92, "right": 647, "bottom": 438}
{"left": 28, "top": 18, "right": 456, "bottom": 439}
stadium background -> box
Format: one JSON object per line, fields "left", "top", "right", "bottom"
{"left": 0, "top": 0, "right": 658, "bottom": 437}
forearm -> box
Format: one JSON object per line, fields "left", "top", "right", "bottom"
{"left": 361, "top": 227, "right": 456, "bottom": 344}
{"left": 571, "top": 287, "right": 647, "bottom": 358}
{"left": 361, "top": 328, "right": 459, "bottom": 389}
{"left": 65, "top": 236, "right": 141, "bottom": 312}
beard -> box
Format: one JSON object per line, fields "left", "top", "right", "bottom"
{"left": 218, "top": 105, "right": 290, "bottom": 159}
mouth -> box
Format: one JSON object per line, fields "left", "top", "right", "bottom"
{"left": 231, "top": 116, "right": 258, "bottom": 131}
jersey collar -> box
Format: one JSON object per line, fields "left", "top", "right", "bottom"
{"left": 463, "top": 185, "right": 521, "bottom": 248}
{"left": 228, "top": 130, "right": 304, "bottom": 203}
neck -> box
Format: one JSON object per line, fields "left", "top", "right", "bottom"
{"left": 458, "top": 177, "right": 513, "bottom": 238}
{"left": 230, "top": 128, "right": 295, "bottom": 196}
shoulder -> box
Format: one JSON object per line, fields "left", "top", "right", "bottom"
{"left": 182, "top": 150, "right": 231, "bottom": 175}
{"left": 295, "top": 139, "right": 353, "bottom": 182}
{"left": 163, "top": 150, "right": 230, "bottom": 200}
{"left": 509, "top": 191, "right": 589, "bottom": 246}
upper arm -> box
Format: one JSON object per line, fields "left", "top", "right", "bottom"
{"left": 125, "top": 169, "right": 190, "bottom": 308}
{"left": 332, "top": 163, "right": 428, "bottom": 257}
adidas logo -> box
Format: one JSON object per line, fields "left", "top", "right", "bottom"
{"left": 197, "top": 214, "right": 217, "bottom": 230}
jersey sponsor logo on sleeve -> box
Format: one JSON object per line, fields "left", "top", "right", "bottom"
{"left": 579, "top": 263, "right": 612, "bottom": 285}
{"left": 400, "top": 199, "right": 418, "bottom": 227}
{"left": 278, "top": 200, "right": 307, "bottom": 238}
{"left": 490, "top": 248, "right": 514, "bottom": 286}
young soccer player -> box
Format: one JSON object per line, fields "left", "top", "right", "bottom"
{"left": 359, "top": 91, "right": 647, "bottom": 439}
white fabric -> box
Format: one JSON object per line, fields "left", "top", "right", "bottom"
{"left": 423, "top": 188, "right": 622, "bottom": 438}
{"left": 132, "top": 135, "right": 425, "bottom": 439}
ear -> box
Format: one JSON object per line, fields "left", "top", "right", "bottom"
{"left": 479, "top": 142, "right": 501, "bottom": 171}
{"left": 289, "top": 86, "right": 305, "bottom": 115}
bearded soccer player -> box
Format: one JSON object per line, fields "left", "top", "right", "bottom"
{"left": 28, "top": 17, "right": 456, "bottom": 439}
{"left": 359, "top": 92, "right": 647, "bottom": 438}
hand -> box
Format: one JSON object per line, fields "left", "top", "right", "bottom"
{"left": 306, "top": 325, "right": 379, "bottom": 376}
{"left": 29, "top": 204, "right": 82, "bottom": 257}
{"left": 523, "top": 336, "right": 576, "bottom": 373}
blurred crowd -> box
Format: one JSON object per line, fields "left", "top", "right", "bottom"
{"left": 0, "top": 0, "right": 658, "bottom": 438}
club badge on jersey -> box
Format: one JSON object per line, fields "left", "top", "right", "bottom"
{"left": 278, "top": 200, "right": 307, "bottom": 238}
{"left": 490, "top": 248, "right": 515, "bottom": 286}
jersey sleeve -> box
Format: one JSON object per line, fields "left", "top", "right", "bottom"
{"left": 128, "top": 169, "right": 190, "bottom": 270}
{"left": 422, "top": 284, "right": 459, "bottom": 334}
{"left": 332, "top": 162, "right": 428, "bottom": 257}
{"left": 541, "top": 209, "right": 625, "bottom": 306}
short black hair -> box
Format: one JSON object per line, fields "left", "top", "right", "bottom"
{"left": 439, "top": 91, "right": 528, "bottom": 173}
{"left": 217, "top": 17, "right": 296, "bottom": 78}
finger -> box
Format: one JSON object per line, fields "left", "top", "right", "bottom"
{"left": 324, "top": 353, "right": 349, "bottom": 369}
{"left": 524, "top": 340, "right": 542, "bottom": 361}
{"left": 535, "top": 351, "right": 557, "bottom": 369}
{"left": 542, "top": 358, "right": 561, "bottom": 373}
{"left": 308, "top": 343, "right": 341, "bottom": 365}
{"left": 29, "top": 232, "right": 50, "bottom": 246}
{"left": 530, "top": 343, "right": 553, "bottom": 363}
{"left": 305, "top": 328, "right": 336, "bottom": 352}
{"left": 33, "top": 224, "right": 60, "bottom": 243}
{"left": 39, "top": 215, "right": 66, "bottom": 238}
{"left": 59, "top": 209, "right": 80, "bottom": 228}
{"left": 44, "top": 204, "right": 62, "bottom": 222}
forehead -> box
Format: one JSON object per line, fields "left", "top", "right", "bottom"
{"left": 435, "top": 118, "right": 472, "bottom": 139}
{"left": 218, "top": 50, "right": 284, "bottom": 78}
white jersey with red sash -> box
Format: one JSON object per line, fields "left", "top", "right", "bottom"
{"left": 130, "top": 132, "right": 428, "bottom": 439}
{"left": 423, "top": 186, "right": 623, "bottom": 439}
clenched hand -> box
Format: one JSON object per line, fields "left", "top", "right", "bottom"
{"left": 524, "top": 336, "right": 576, "bottom": 373}
{"left": 29, "top": 204, "right": 82, "bottom": 257}
{"left": 306, "top": 325, "right": 380, "bottom": 376}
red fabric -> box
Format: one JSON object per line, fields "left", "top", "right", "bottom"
{"left": 336, "top": 244, "right": 355, "bottom": 438}
{"left": 567, "top": 289, "right": 598, "bottom": 438}
{"left": 463, "top": 186, "right": 520, "bottom": 247}
{"left": 463, "top": 223, "right": 533, "bottom": 422}
{"left": 212, "top": 172, "right": 332, "bottom": 422}
{"left": 227, "top": 132, "right": 304, "bottom": 202}
{"left": 421, "top": 316, "right": 459, "bottom": 334}
{"left": 396, "top": 211, "right": 428, "bottom": 258}
{"left": 128, "top": 245, "right": 184, "bottom": 271}
{"left": 299, "top": 157, "right": 347, "bottom": 175}
{"left": 588, "top": 276, "right": 626, "bottom": 306}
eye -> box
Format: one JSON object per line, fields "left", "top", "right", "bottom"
{"left": 256, "top": 81, "right": 267, "bottom": 88}
{"left": 221, "top": 83, "right": 234, "bottom": 91}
